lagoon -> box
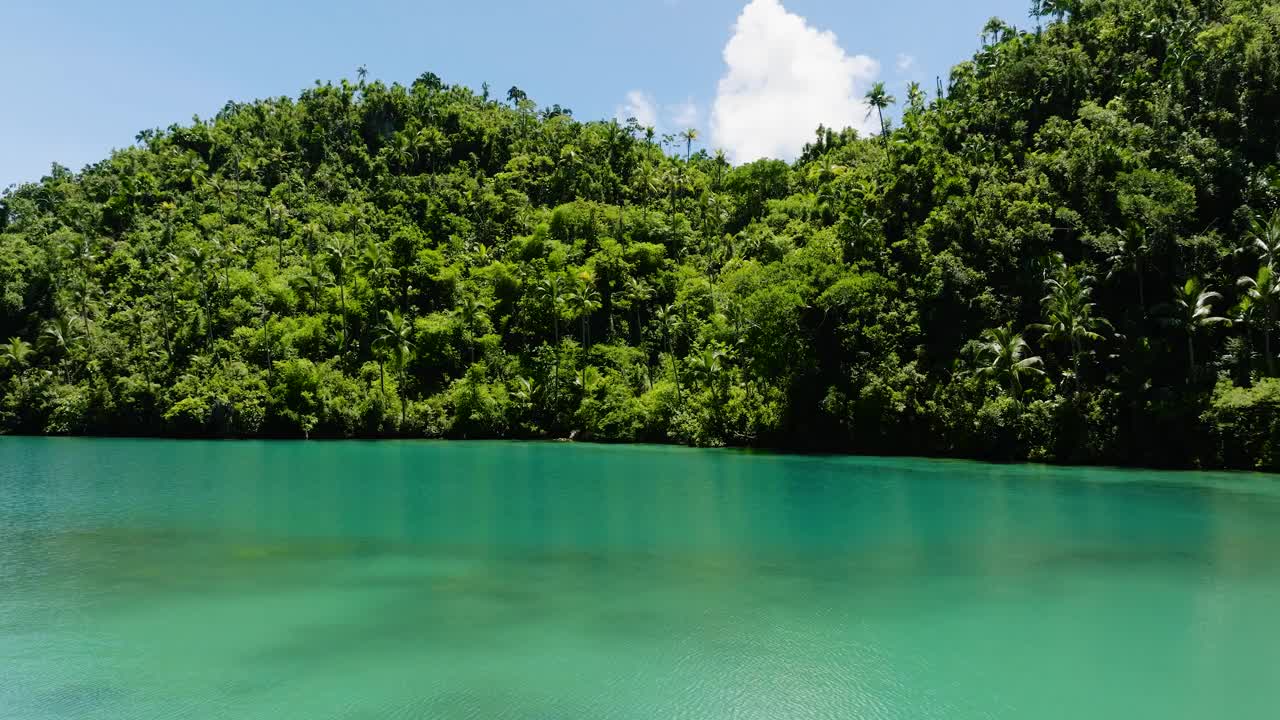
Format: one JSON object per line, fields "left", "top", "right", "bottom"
{"left": 2, "top": 438, "right": 1279, "bottom": 719}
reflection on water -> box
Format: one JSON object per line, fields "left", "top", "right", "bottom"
{"left": 3, "top": 438, "right": 1280, "bottom": 720}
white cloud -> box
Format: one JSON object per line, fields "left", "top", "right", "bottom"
{"left": 668, "top": 99, "right": 699, "bottom": 129}
{"left": 896, "top": 53, "right": 916, "bottom": 73}
{"left": 615, "top": 90, "right": 658, "bottom": 128}
{"left": 711, "top": 0, "right": 880, "bottom": 163}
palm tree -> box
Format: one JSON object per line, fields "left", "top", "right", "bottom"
{"left": 661, "top": 164, "right": 688, "bottom": 222}
{"left": 455, "top": 295, "right": 488, "bottom": 363}
{"left": 0, "top": 336, "right": 34, "bottom": 372}
{"left": 1030, "top": 272, "right": 1112, "bottom": 382}
{"left": 375, "top": 310, "right": 415, "bottom": 426}
{"left": 622, "top": 277, "right": 653, "bottom": 343}
{"left": 633, "top": 162, "right": 659, "bottom": 224}
{"left": 1106, "top": 226, "right": 1149, "bottom": 310}
{"left": 863, "top": 82, "right": 896, "bottom": 142}
{"left": 680, "top": 128, "right": 699, "bottom": 162}
{"left": 324, "top": 236, "right": 353, "bottom": 349}
{"left": 391, "top": 133, "right": 417, "bottom": 172}
{"left": 654, "top": 304, "right": 682, "bottom": 403}
{"left": 905, "top": 81, "right": 926, "bottom": 113}
{"left": 564, "top": 283, "right": 602, "bottom": 348}
{"left": 687, "top": 345, "right": 730, "bottom": 401}
{"left": 976, "top": 324, "right": 1044, "bottom": 398}
{"left": 1246, "top": 211, "right": 1280, "bottom": 267}
{"left": 265, "top": 202, "right": 290, "bottom": 265}
{"left": 183, "top": 243, "right": 217, "bottom": 348}
{"left": 360, "top": 242, "right": 393, "bottom": 315}
{"left": 1238, "top": 264, "right": 1280, "bottom": 375}
{"left": 536, "top": 275, "right": 567, "bottom": 398}
{"left": 66, "top": 235, "right": 95, "bottom": 357}
{"left": 294, "top": 270, "right": 323, "bottom": 313}
{"left": 982, "top": 17, "right": 1009, "bottom": 46}
{"left": 1037, "top": 0, "right": 1077, "bottom": 22}
{"left": 1159, "top": 277, "right": 1231, "bottom": 373}
{"left": 536, "top": 275, "right": 566, "bottom": 346}
{"left": 40, "top": 315, "right": 82, "bottom": 381}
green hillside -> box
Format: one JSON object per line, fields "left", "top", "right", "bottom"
{"left": 3, "top": 0, "right": 1280, "bottom": 468}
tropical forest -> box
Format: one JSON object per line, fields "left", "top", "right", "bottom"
{"left": 2, "top": 0, "right": 1280, "bottom": 470}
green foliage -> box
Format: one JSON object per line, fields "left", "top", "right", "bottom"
{"left": 4, "top": 0, "right": 1280, "bottom": 469}
{"left": 1204, "top": 379, "right": 1280, "bottom": 470}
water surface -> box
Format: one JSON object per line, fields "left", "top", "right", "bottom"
{"left": 2, "top": 438, "right": 1279, "bottom": 719}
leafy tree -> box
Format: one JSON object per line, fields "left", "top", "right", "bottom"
{"left": 976, "top": 324, "right": 1045, "bottom": 399}
{"left": 5, "top": 0, "right": 1280, "bottom": 468}
{"left": 374, "top": 310, "right": 414, "bottom": 425}
{"left": 863, "top": 82, "right": 896, "bottom": 142}
{"left": 0, "top": 336, "right": 34, "bottom": 372}
{"left": 1030, "top": 271, "right": 1112, "bottom": 383}
{"left": 455, "top": 294, "right": 488, "bottom": 363}
{"left": 680, "top": 128, "right": 699, "bottom": 162}
{"left": 325, "top": 235, "right": 354, "bottom": 350}
{"left": 1237, "top": 264, "right": 1280, "bottom": 375}
{"left": 564, "top": 282, "right": 601, "bottom": 348}
{"left": 1159, "top": 278, "right": 1231, "bottom": 374}
{"left": 1106, "top": 226, "right": 1149, "bottom": 310}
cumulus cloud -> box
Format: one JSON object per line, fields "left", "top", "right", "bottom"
{"left": 711, "top": 0, "right": 880, "bottom": 163}
{"left": 896, "top": 53, "right": 916, "bottom": 73}
{"left": 615, "top": 90, "right": 658, "bottom": 128}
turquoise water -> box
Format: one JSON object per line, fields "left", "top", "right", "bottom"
{"left": 2, "top": 438, "right": 1279, "bottom": 719}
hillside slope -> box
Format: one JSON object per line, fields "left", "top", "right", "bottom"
{"left": 3, "top": 0, "right": 1280, "bottom": 468}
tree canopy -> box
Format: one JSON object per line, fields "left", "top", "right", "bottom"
{"left": 4, "top": 0, "right": 1280, "bottom": 469}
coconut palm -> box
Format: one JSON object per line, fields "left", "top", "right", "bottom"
{"left": 1245, "top": 211, "right": 1280, "bottom": 268}
{"left": 0, "top": 336, "right": 34, "bottom": 372}
{"left": 535, "top": 275, "right": 568, "bottom": 398}
{"left": 564, "top": 283, "right": 602, "bottom": 348}
{"left": 1035, "top": 0, "right": 1077, "bottom": 22}
{"left": 863, "top": 82, "right": 896, "bottom": 142}
{"left": 1030, "top": 272, "right": 1112, "bottom": 382}
{"left": 1106, "top": 225, "right": 1149, "bottom": 310}
{"left": 40, "top": 316, "right": 82, "bottom": 381}
{"left": 976, "top": 324, "right": 1044, "bottom": 398}
{"left": 622, "top": 277, "right": 653, "bottom": 343}
{"left": 654, "top": 304, "right": 683, "bottom": 403}
{"left": 982, "top": 17, "right": 1009, "bottom": 45}
{"left": 687, "top": 344, "right": 731, "bottom": 402}
{"left": 359, "top": 242, "right": 394, "bottom": 315}
{"left": 1238, "top": 264, "right": 1280, "bottom": 375}
{"left": 265, "top": 202, "right": 290, "bottom": 265}
{"left": 680, "top": 128, "right": 699, "bottom": 161}
{"left": 661, "top": 164, "right": 689, "bottom": 221}
{"left": 324, "top": 236, "right": 354, "bottom": 349}
{"left": 375, "top": 310, "right": 415, "bottom": 425}
{"left": 535, "top": 275, "right": 566, "bottom": 346}
{"left": 454, "top": 295, "right": 489, "bottom": 363}
{"left": 1158, "top": 277, "right": 1231, "bottom": 373}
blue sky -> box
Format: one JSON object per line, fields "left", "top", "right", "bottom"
{"left": 1, "top": 0, "right": 1030, "bottom": 189}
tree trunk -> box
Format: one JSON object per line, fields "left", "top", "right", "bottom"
{"left": 669, "top": 334, "right": 682, "bottom": 403}
{"left": 1266, "top": 328, "right": 1274, "bottom": 376}
{"left": 1135, "top": 259, "right": 1145, "bottom": 310}
{"left": 339, "top": 282, "right": 347, "bottom": 349}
